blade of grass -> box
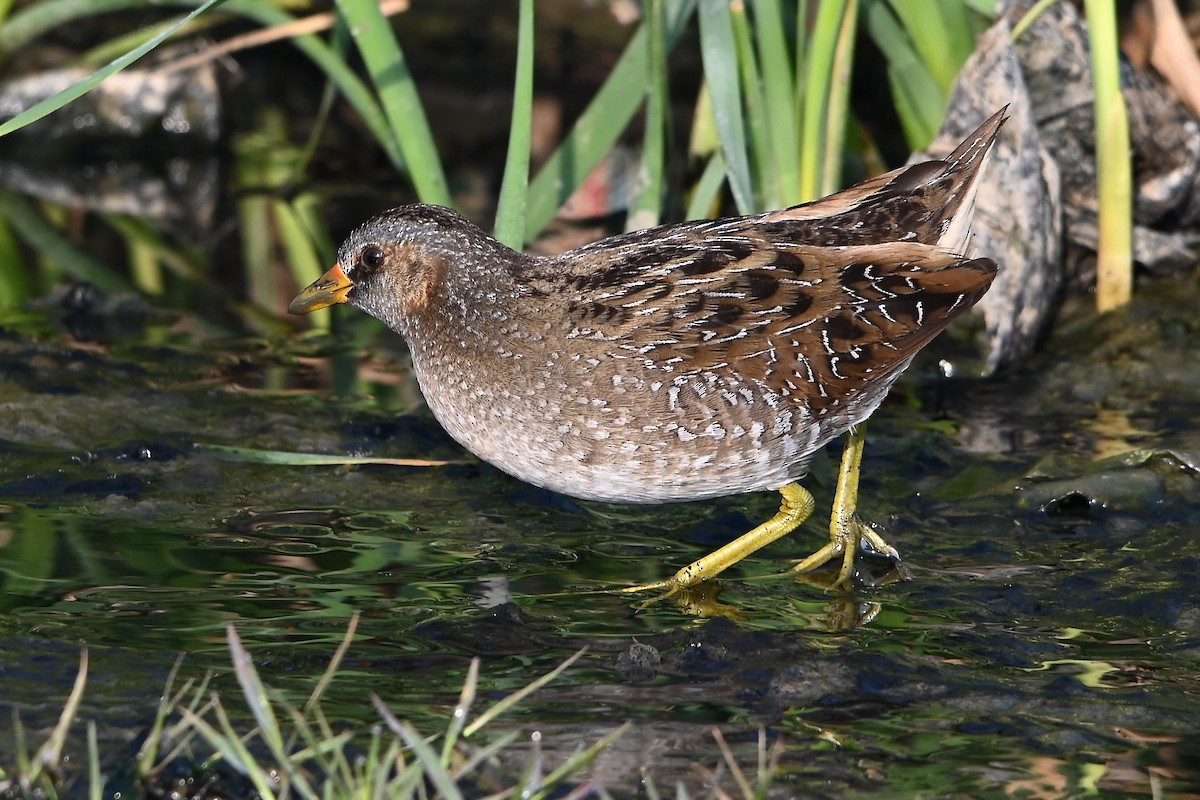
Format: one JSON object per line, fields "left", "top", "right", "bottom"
{"left": 34, "top": 649, "right": 88, "bottom": 773}
{"left": 688, "top": 80, "right": 719, "bottom": 158}
{"left": 197, "top": 443, "right": 462, "bottom": 467}
{"left": 388, "top": 716, "right": 464, "bottom": 800}
{"left": 101, "top": 215, "right": 204, "bottom": 282}
{"left": 11, "top": 710, "right": 30, "bottom": 779}
{"left": 517, "top": 731, "right": 545, "bottom": 798}
{"left": 180, "top": 703, "right": 276, "bottom": 800}
{"left": 524, "top": 0, "right": 697, "bottom": 243}
{"left": 820, "top": 0, "right": 857, "bottom": 196}
{"left": 135, "top": 653, "right": 185, "bottom": 776}
{"left": 864, "top": 0, "right": 943, "bottom": 148}
{"left": 0, "top": 0, "right": 225, "bottom": 137}
{"left": 275, "top": 199, "right": 327, "bottom": 305}
{"left": 304, "top": 611, "right": 360, "bottom": 714}
{"left": 449, "top": 729, "right": 522, "bottom": 780}
{"left": 1010, "top": 0, "right": 1057, "bottom": 40}
{"left": 698, "top": 0, "right": 754, "bottom": 214}
{"left": 87, "top": 721, "right": 101, "bottom": 800}
{"left": 730, "top": 1, "right": 774, "bottom": 209}
{"left": 226, "top": 630, "right": 321, "bottom": 800}
{"left": 685, "top": 151, "right": 727, "bottom": 220}
{"left": 626, "top": 0, "right": 670, "bottom": 231}
{"left": 335, "top": 0, "right": 451, "bottom": 206}
{"left": 493, "top": 0, "right": 535, "bottom": 247}
{"left": 532, "top": 722, "right": 631, "bottom": 800}
{"left": 711, "top": 728, "right": 753, "bottom": 800}
{"left": 0, "top": 216, "right": 36, "bottom": 308}
{"left": 798, "top": 0, "right": 854, "bottom": 200}
{"left": 753, "top": 0, "right": 800, "bottom": 206}
{"left": 440, "top": 657, "right": 480, "bottom": 765}
{"left": 226, "top": 625, "right": 284, "bottom": 755}
{"left": 0, "top": 192, "right": 131, "bottom": 291}
{"left": 1084, "top": 0, "right": 1132, "bottom": 312}
{"left": 0, "top": 0, "right": 157, "bottom": 54}
{"left": 463, "top": 647, "right": 587, "bottom": 738}
{"left": 886, "top": 0, "right": 973, "bottom": 93}
{"left": 794, "top": 0, "right": 810, "bottom": 121}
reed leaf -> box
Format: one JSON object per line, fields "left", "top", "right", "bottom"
{"left": 494, "top": 0, "right": 536, "bottom": 247}
{"left": 1084, "top": 0, "right": 1133, "bottom": 311}
{"left": 334, "top": 0, "right": 451, "bottom": 206}
{"left": 524, "top": 0, "right": 697, "bottom": 243}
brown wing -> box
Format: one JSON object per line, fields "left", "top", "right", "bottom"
{"left": 763, "top": 106, "right": 1007, "bottom": 250}
{"left": 548, "top": 235, "right": 996, "bottom": 413}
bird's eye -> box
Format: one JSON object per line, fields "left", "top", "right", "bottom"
{"left": 360, "top": 246, "right": 387, "bottom": 271}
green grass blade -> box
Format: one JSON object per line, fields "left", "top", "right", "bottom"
{"left": 0, "top": 217, "right": 36, "bottom": 309}
{"left": 225, "top": 626, "right": 318, "bottom": 800}
{"left": 698, "top": 0, "right": 754, "bottom": 214}
{"left": 494, "top": 0, "right": 535, "bottom": 246}
{"left": 226, "top": 625, "right": 284, "bottom": 754}
{"left": 886, "top": 0, "right": 973, "bottom": 93}
{"left": 820, "top": 0, "right": 858, "bottom": 195}
{"left": 335, "top": 0, "right": 451, "bottom": 206}
{"left": 0, "top": 0, "right": 152, "bottom": 54}
{"left": 685, "top": 151, "right": 727, "bottom": 220}
{"left": 798, "top": 0, "right": 855, "bottom": 200}
{"left": 449, "top": 729, "right": 522, "bottom": 780}
{"left": 797, "top": 0, "right": 836, "bottom": 201}
{"left": 753, "top": 0, "right": 800, "bottom": 205}
{"left": 181, "top": 704, "right": 276, "bottom": 800}
{"left": 1084, "top": 0, "right": 1132, "bottom": 312}
{"left": 524, "top": 0, "right": 697, "bottom": 243}
{"left": 532, "top": 722, "right": 630, "bottom": 800}
{"left": 386, "top": 716, "right": 464, "bottom": 800}
{"left": 275, "top": 199, "right": 326, "bottom": 302}
{"left": 864, "top": 0, "right": 944, "bottom": 148}
{"left": 102, "top": 215, "right": 205, "bottom": 281}
{"left": 0, "top": 192, "right": 130, "bottom": 290}
{"left": 1011, "top": 0, "right": 1058, "bottom": 41}
{"left": 439, "top": 657, "right": 479, "bottom": 765}
{"left": 229, "top": 2, "right": 406, "bottom": 172}
{"left": 731, "top": 2, "right": 774, "bottom": 209}
{"left": 463, "top": 648, "right": 587, "bottom": 738}
{"left": 794, "top": 0, "right": 810, "bottom": 115}
{"left": 1, "top": 1, "right": 409, "bottom": 171}
{"left": 196, "top": 443, "right": 460, "bottom": 467}
{"left": 11, "top": 711, "right": 30, "bottom": 779}
{"left": 34, "top": 649, "right": 88, "bottom": 777}
{"left": 0, "top": 0, "right": 224, "bottom": 137}
{"left": 87, "top": 721, "right": 101, "bottom": 800}
{"left": 135, "top": 654, "right": 185, "bottom": 777}
{"left": 626, "top": 0, "right": 670, "bottom": 231}
{"left": 304, "top": 612, "right": 360, "bottom": 714}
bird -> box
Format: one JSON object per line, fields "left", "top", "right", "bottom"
{"left": 290, "top": 108, "right": 1006, "bottom": 596}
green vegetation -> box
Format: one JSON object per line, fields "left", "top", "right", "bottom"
{"left": 0, "top": 0, "right": 996, "bottom": 318}
{"left": 0, "top": 618, "right": 780, "bottom": 798}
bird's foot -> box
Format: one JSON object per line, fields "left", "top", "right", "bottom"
{"left": 790, "top": 514, "right": 901, "bottom": 591}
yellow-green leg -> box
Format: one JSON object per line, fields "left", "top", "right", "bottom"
{"left": 622, "top": 481, "right": 816, "bottom": 596}
{"left": 790, "top": 424, "right": 900, "bottom": 588}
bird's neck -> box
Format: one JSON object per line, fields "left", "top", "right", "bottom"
{"left": 401, "top": 250, "right": 551, "bottom": 371}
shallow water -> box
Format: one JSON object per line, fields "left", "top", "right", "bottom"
{"left": 1, "top": 275, "right": 1198, "bottom": 797}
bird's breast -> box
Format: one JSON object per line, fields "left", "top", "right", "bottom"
{"left": 404, "top": 335, "right": 864, "bottom": 504}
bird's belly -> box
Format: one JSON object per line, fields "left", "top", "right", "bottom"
{"left": 414, "top": 362, "right": 888, "bottom": 504}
